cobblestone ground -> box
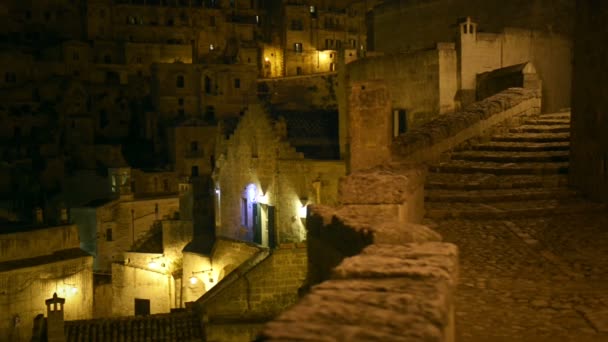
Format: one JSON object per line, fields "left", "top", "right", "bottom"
{"left": 427, "top": 212, "right": 608, "bottom": 341}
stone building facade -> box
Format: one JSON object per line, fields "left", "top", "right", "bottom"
{"left": 0, "top": 223, "right": 94, "bottom": 342}
{"left": 213, "top": 103, "right": 345, "bottom": 245}
{"left": 70, "top": 168, "right": 180, "bottom": 273}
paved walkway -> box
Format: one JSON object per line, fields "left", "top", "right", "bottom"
{"left": 423, "top": 111, "right": 608, "bottom": 341}
{"left": 428, "top": 213, "right": 608, "bottom": 341}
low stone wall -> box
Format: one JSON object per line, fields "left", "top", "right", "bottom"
{"left": 257, "top": 203, "right": 458, "bottom": 342}
{"left": 197, "top": 245, "right": 307, "bottom": 341}
{"left": 392, "top": 87, "right": 541, "bottom": 164}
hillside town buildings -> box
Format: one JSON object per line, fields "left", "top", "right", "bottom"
{"left": 4, "top": 0, "right": 607, "bottom": 341}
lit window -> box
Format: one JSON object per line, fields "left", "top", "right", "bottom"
{"left": 294, "top": 43, "right": 302, "bottom": 53}
{"left": 310, "top": 5, "right": 316, "bottom": 13}
{"left": 209, "top": 44, "right": 215, "bottom": 51}
{"left": 255, "top": 15, "right": 259, "bottom": 23}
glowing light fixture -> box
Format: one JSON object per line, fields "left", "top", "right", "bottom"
{"left": 298, "top": 205, "right": 307, "bottom": 218}
{"left": 70, "top": 286, "right": 78, "bottom": 295}
{"left": 148, "top": 256, "right": 163, "bottom": 269}
{"left": 190, "top": 268, "right": 214, "bottom": 285}
{"left": 264, "top": 57, "right": 269, "bottom": 62}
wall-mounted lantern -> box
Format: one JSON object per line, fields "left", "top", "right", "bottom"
{"left": 189, "top": 268, "right": 214, "bottom": 285}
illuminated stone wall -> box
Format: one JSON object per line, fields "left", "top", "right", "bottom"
{"left": 0, "top": 224, "right": 80, "bottom": 262}
{"left": 569, "top": 0, "right": 608, "bottom": 202}
{"left": 72, "top": 196, "right": 179, "bottom": 272}
{"left": 459, "top": 22, "right": 571, "bottom": 111}
{"left": 214, "top": 104, "right": 345, "bottom": 244}
{"left": 0, "top": 223, "right": 94, "bottom": 342}
{"left": 346, "top": 45, "right": 456, "bottom": 128}
{"left": 200, "top": 245, "right": 307, "bottom": 341}
{"left": 111, "top": 256, "right": 175, "bottom": 317}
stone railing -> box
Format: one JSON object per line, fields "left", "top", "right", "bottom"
{"left": 392, "top": 87, "right": 541, "bottom": 164}
{"left": 257, "top": 164, "right": 459, "bottom": 342}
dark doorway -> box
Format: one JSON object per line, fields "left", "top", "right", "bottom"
{"left": 134, "top": 298, "right": 150, "bottom": 316}
{"left": 267, "top": 205, "right": 276, "bottom": 248}
{"left": 253, "top": 203, "right": 262, "bottom": 244}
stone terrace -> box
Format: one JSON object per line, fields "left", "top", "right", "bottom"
{"left": 423, "top": 110, "right": 608, "bottom": 340}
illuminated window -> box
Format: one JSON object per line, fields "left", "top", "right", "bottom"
{"left": 176, "top": 75, "right": 185, "bottom": 88}
{"left": 310, "top": 5, "right": 316, "bottom": 13}
{"left": 209, "top": 44, "right": 215, "bottom": 51}
{"left": 294, "top": 43, "right": 302, "bottom": 53}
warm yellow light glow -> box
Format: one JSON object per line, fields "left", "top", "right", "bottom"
{"left": 70, "top": 286, "right": 78, "bottom": 295}
{"left": 264, "top": 57, "right": 269, "bottom": 62}
{"left": 148, "top": 260, "right": 159, "bottom": 269}
{"left": 257, "top": 193, "right": 268, "bottom": 204}
{"left": 189, "top": 276, "right": 198, "bottom": 285}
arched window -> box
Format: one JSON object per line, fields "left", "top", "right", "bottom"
{"left": 176, "top": 75, "right": 185, "bottom": 88}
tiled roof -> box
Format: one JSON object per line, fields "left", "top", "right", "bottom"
{"left": 64, "top": 311, "right": 203, "bottom": 341}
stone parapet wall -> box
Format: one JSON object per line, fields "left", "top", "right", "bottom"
{"left": 392, "top": 87, "right": 541, "bottom": 164}
{"left": 257, "top": 203, "right": 458, "bottom": 342}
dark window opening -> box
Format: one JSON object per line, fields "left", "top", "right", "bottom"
{"left": 191, "top": 165, "right": 199, "bottom": 177}
{"left": 163, "top": 179, "right": 169, "bottom": 191}
{"left": 134, "top": 299, "right": 150, "bottom": 316}
{"left": 191, "top": 141, "right": 199, "bottom": 152}
{"left": 106, "top": 228, "right": 113, "bottom": 241}
{"left": 176, "top": 75, "right": 185, "bottom": 88}
{"left": 204, "top": 76, "right": 212, "bottom": 94}
{"left": 296, "top": 66, "right": 302, "bottom": 75}
{"left": 234, "top": 78, "right": 240, "bottom": 88}
{"left": 393, "top": 109, "right": 407, "bottom": 137}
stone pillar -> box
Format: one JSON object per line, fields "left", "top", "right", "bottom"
{"left": 570, "top": 0, "right": 608, "bottom": 202}
{"left": 348, "top": 80, "right": 392, "bottom": 172}
{"left": 45, "top": 293, "right": 66, "bottom": 342}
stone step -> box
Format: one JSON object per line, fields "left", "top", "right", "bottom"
{"left": 450, "top": 150, "right": 569, "bottom": 163}
{"left": 524, "top": 119, "right": 570, "bottom": 126}
{"left": 471, "top": 141, "right": 570, "bottom": 152}
{"left": 430, "top": 160, "right": 569, "bottom": 175}
{"left": 491, "top": 132, "right": 570, "bottom": 143}
{"left": 425, "top": 187, "right": 577, "bottom": 203}
{"left": 537, "top": 112, "right": 570, "bottom": 120}
{"left": 509, "top": 124, "right": 570, "bottom": 133}
{"left": 425, "top": 198, "right": 606, "bottom": 220}
{"left": 426, "top": 173, "right": 569, "bottom": 190}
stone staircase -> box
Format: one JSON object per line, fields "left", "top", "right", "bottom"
{"left": 425, "top": 111, "right": 605, "bottom": 219}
